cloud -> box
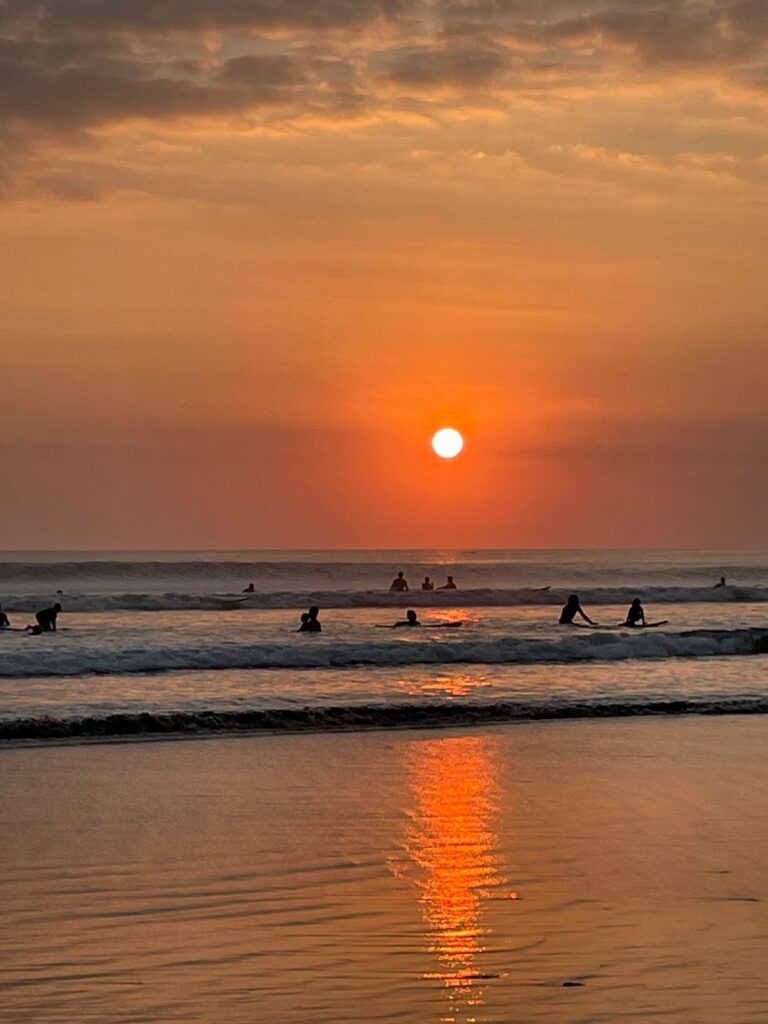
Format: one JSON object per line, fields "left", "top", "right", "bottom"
{"left": 382, "top": 45, "right": 509, "bottom": 88}
{"left": 0, "top": 0, "right": 404, "bottom": 35}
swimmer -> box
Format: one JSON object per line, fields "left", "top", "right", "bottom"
{"left": 298, "top": 606, "right": 322, "bottom": 633}
{"left": 0, "top": 604, "right": 10, "bottom": 628}
{"left": 421, "top": 576, "right": 434, "bottom": 591}
{"left": 243, "top": 582, "right": 256, "bottom": 593}
{"left": 390, "top": 572, "right": 409, "bottom": 592}
{"left": 393, "top": 610, "right": 421, "bottom": 627}
{"left": 559, "top": 593, "right": 596, "bottom": 626}
{"left": 35, "top": 602, "right": 62, "bottom": 632}
{"left": 714, "top": 576, "right": 727, "bottom": 588}
{"left": 437, "top": 575, "right": 457, "bottom": 590}
{"left": 624, "top": 597, "right": 645, "bottom": 627}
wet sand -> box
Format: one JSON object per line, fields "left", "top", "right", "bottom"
{"left": 1, "top": 716, "right": 767, "bottom": 1023}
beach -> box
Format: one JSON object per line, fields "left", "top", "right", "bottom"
{"left": 2, "top": 715, "right": 767, "bottom": 1023}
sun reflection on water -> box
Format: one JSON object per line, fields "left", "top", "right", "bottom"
{"left": 403, "top": 735, "right": 507, "bottom": 1023}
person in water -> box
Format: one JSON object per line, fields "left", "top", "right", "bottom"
{"left": 390, "top": 572, "right": 409, "bottom": 592}
{"left": 421, "top": 576, "right": 434, "bottom": 591}
{"left": 559, "top": 593, "right": 596, "bottom": 626}
{"left": 35, "top": 603, "right": 61, "bottom": 632}
{"left": 243, "top": 582, "right": 256, "bottom": 593}
{"left": 0, "top": 604, "right": 10, "bottom": 628}
{"left": 624, "top": 598, "right": 646, "bottom": 627}
{"left": 714, "top": 576, "right": 727, "bottom": 588}
{"left": 438, "top": 576, "right": 457, "bottom": 590}
{"left": 393, "top": 610, "right": 421, "bottom": 627}
{"left": 298, "top": 606, "right": 321, "bottom": 633}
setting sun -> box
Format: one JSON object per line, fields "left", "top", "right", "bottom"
{"left": 432, "top": 428, "right": 464, "bottom": 459}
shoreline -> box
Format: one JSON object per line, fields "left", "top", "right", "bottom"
{"left": 3, "top": 715, "right": 767, "bottom": 1023}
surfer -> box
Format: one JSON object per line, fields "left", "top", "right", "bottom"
{"left": 0, "top": 604, "right": 10, "bottom": 628}
{"left": 438, "top": 576, "right": 457, "bottom": 590}
{"left": 35, "top": 603, "right": 61, "bottom": 632}
{"left": 393, "top": 610, "right": 421, "bottom": 628}
{"left": 390, "top": 572, "right": 409, "bottom": 592}
{"left": 624, "top": 598, "right": 646, "bottom": 627}
{"left": 559, "top": 593, "right": 596, "bottom": 626}
{"left": 298, "top": 606, "right": 321, "bottom": 633}
{"left": 714, "top": 576, "right": 727, "bottom": 588}
{"left": 421, "top": 576, "right": 434, "bottom": 591}
{"left": 243, "top": 583, "right": 256, "bottom": 593}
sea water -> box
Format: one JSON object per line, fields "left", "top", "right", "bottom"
{"left": 0, "top": 549, "right": 766, "bottom": 740}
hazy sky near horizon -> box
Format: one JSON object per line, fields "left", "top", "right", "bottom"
{"left": 2, "top": 0, "right": 767, "bottom": 548}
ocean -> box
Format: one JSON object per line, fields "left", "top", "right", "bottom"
{"left": 0, "top": 549, "right": 766, "bottom": 742}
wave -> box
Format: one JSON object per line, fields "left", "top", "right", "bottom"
{"left": 3, "top": 694, "right": 768, "bottom": 742}
{"left": 2, "top": 586, "right": 767, "bottom": 613}
{"left": 1, "top": 628, "right": 765, "bottom": 678}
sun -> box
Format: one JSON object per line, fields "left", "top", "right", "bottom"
{"left": 431, "top": 427, "right": 464, "bottom": 459}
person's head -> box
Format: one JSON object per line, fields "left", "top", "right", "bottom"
{"left": 300, "top": 612, "right": 309, "bottom": 624}
{"left": 398, "top": 571, "right": 404, "bottom": 579}
{"left": 567, "top": 593, "right": 579, "bottom": 606}
{"left": 424, "top": 576, "right": 430, "bottom": 583}
{"left": 720, "top": 576, "right": 726, "bottom": 584}
{"left": 631, "top": 598, "right": 641, "bottom": 607}
{"left": 447, "top": 575, "right": 454, "bottom": 583}
{"left": 53, "top": 603, "right": 62, "bottom": 612}
{"left": 308, "top": 606, "right": 319, "bottom": 619}
{"left": 406, "top": 609, "right": 418, "bottom": 623}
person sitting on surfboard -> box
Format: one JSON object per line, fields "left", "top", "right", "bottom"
{"left": 390, "top": 572, "right": 409, "bottom": 592}
{"left": 298, "top": 606, "right": 321, "bottom": 633}
{"left": 625, "top": 598, "right": 646, "bottom": 627}
{"left": 438, "top": 575, "right": 457, "bottom": 589}
{"left": 0, "top": 604, "right": 10, "bottom": 628}
{"left": 559, "top": 594, "right": 596, "bottom": 626}
{"left": 714, "top": 576, "right": 727, "bottom": 588}
{"left": 393, "top": 610, "right": 421, "bottom": 628}
{"left": 35, "top": 603, "right": 62, "bottom": 632}
{"left": 243, "top": 582, "right": 255, "bottom": 593}
{"left": 421, "top": 577, "right": 434, "bottom": 591}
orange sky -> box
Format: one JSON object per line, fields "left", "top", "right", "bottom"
{"left": 1, "top": 0, "right": 767, "bottom": 547}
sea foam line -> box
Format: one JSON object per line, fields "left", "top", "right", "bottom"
{"left": 3, "top": 695, "right": 768, "bottom": 742}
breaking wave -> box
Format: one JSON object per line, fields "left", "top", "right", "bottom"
{"left": 1, "top": 627, "right": 765, "bottom": 678}
{"left": 3, "top": 695, "right": 768, "bottom": 742}
{"left": 2, "top": 586, "right": 767, "bottom": 613}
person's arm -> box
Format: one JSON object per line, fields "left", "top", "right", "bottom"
{"left": 577, "top": 605, "right": 596, "bottom": 625}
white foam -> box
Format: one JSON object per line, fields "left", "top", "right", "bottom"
{"left": 0, "top": 627, "right": 762, "bottom": 678}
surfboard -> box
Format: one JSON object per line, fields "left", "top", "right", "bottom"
{"left": 618, "top": 620, "right": 669, "bottom": 629}
{"left": 214, "top": 594, "right": 252, "bottom": 609}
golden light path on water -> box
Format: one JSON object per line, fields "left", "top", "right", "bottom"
{"left": 403, "top": 733, "right": 511, "bottom": 1023}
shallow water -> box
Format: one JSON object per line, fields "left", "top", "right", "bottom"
{"left": 1, "top": 716, "right": 767, "bottom": 1023}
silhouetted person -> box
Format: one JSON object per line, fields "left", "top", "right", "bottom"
{"left": 559, "top": 593, "right": 596, "bottom": 626}
{"left": 390, "top": 572, "right": 409, "bottom": 592}
{"left": 243, "top": 583, "right": 255, "bottom": 593}
{"left": 421, "top": 576, "right": 434, "bottom": 591}
{"left": 714, "top": 576, "right": 727, "bottom": 588}
{"left": 0, "top": 605, "right": 9, "bottom": 628}
{"left": 438, "top": 576, "right": 457, "bottom": 589}
{"left": 393, "top": 610, "right": 421, "bottom": 628}
{"left": 35, "top": 603, "right": 61, "bottom": 632}
{"left": 624, "top": 598, "right": 646, "bottom": 627}
{"left": 299, "top": 606, "right": 321, "bottom": 632}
